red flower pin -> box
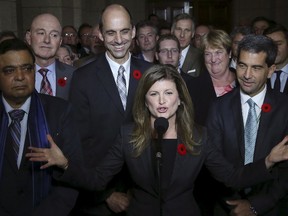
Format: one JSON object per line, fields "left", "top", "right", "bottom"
{"left": 177, "top": 143, "right": 187, "bottom": 156}
{"left": 133, "top": 70, "right": 142, "bottom": 80}
{"left": 58, "top": 77, "right": 67, "bottom": 87}
{"left": 261, "top": 103, "right": 271, "bottom": 113}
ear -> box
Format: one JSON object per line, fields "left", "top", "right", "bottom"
{"left": 26, "top": 31, "right": 32, "bottom": 45}
{"left": 267, "top": 64, "right": 276, "bottom": 79}
{"left": 99, "top": 31, "right": 104, "bottom": 42}
{"left": 155, "top": 52, "right": 159, "bottom": 61}
{"left": 131, "top": 26, "right": 136, "bottom": 39}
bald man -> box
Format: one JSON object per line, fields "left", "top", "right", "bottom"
{"left": 26, "top": 13, "right": 75, "bottom": 100}
{"left": 69, "top": 4, "right": 152, "bottom": 216}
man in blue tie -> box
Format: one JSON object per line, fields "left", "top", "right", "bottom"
{"left": 0, "top": 38, "right": 82, "bottom": 215}
{"left": 207, "top": 34, "right": 288, "bottom": 216}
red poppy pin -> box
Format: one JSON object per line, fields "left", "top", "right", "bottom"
{"left": 58, "top": 77, "right": 67, "bottom": 87}
{"left": 177, "top": 143, "right": 187, "bottom": 156}
{"left": 261, "top": 103, "right": 271, "bottom": 113}
{"left": 133, "top": 70, "right": 142, "bottom": 80}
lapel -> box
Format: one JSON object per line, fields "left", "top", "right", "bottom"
{"left": 231, "top": 89, "right": 246, "bottom": 161}
{"left": 253, "top": 90, "right": 275, "bottom": 160}
{"left": 181, "top": 46, "right": 193, "bottom": 73}
{"left": 95, "top": 55, "right": 126, "bottom": 115}
{"left": 55, "top": 60, "right": 68, "bottom": 99}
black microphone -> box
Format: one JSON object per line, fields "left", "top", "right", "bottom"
{"left": 154, "top": 117, "right": 169, "bottom": 159}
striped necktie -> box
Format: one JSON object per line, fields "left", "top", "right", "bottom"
{"left": 39, "top": 68, "right": 53, "bottom": 95}
{"left": 117, "top": 65, "right": 127, "bottom": 110}
{"left": 8, "top": 109, "right": 25, "bottom": 160}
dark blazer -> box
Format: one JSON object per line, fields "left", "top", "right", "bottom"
{"left": 61, "top": 123, "right": 273, "bottom": 216}
{"left": 54, "top": 60, "right": 75, "bottom": 100}
{"left": 267, "top": 78, "right": 288, "bottom": 94}
{"left": 0, "top": 94, "right": 82, "bottom": 216}
{"left": 181, "top": 45, "right": 204, "bottom": 77}
{"left": 207, "top": 87, "right": 288, "bottom": 215}
{"left": 69, "top": 53, "right": 152, "bottom": 214}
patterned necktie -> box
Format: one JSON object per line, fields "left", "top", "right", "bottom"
{"left": 244, "top": 99, "right": 258, "bottom": 164}
{"left": 117, "top": 65, "right": 127, "bottom": 110}
{"left": 273, "top": 70, "right": 282, "bottom": 92}
{"left": 8, "top": 109, "right": 25, "bottom": 160}
{"left": 39, "top": 68, "right": 53, "bottom": 95}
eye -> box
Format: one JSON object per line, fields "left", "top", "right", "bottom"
{"left": 2, "top": 67, "right": 15, "bottom": 74}
{"left": 36, "top": 30, "right": 45, "bottom": 35}
{"left": 50, "top": 32, "right": 60, "bottom": 38}
{"left": 21, "top": 65, "right": 34, "bottom": 72}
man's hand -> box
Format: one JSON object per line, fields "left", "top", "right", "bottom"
{"left": 227, "top": 199, "right": 255, "bottom": 216}
{"left": 106, "top": 192, "right": 130, "bottom": 213}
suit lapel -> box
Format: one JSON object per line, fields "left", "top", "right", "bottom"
{"left": 231, "top": 90, "right": 246, "bottom": 161}
{"left": 254, "top": 90, "right": 275, "bottom": 160}
{"left": 96, "top": 56, "right": 126, "bottom": 115}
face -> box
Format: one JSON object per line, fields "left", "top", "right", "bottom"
{"left": 99, "top": 7, "right": 136, "bottom": 64}
{"left": 253, "top": 20, "right": 269, "bottom": 35}
{"left": 231, "top": 33, "right": 244, "bottom": 59}
{"left": 136, "top": 26, "right": 158, "bottom": 52}
{"left": 204, "top": 46, "right": 231, "bottom": 77}
{"left": 62, "top": 26, "right": 78, "bottom": 45}
{"left": 266, "top": 31, "right": 288, "bottom": 69}
{"left": 56, "top": 47, "right": 73, "bottom": 66}
{"left": 0, "top": 50, "right": 35, "bottom": 108}
{"left": 27, "top": 14, "right": 62, "bottom": 65}
{"left": 236, "top": 50, "right": 275, "bottom": 97}
{"left": 79, "top": 26, "right": 92, "bottom": 48}
{"left": 155, "top": 39, "right": 180, "bottom": 67}
{"left": 145, "top": 79, "right": 180, "bottom": 124}
{"left": 193, "top": 25, "right": 210, "bottom": 49}
{"left": 172, "top": 19, "right": 194, "bottom": 49}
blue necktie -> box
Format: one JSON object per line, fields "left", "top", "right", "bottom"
{"left": 8, "top": 109, "right": 25, "bottom": 160}
{"left": 273, "top": 70, "right": 282, "bottom": 92}
{"left": 117, "top": 65, "right": 127, "bottom": 110}
{"left": 244, "top": 99, "right": 258, "bottom": 164}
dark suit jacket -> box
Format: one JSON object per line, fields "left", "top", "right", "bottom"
{"left": 61, "top": 123, "right": 273, "bottom": 216}
{"left": 207, "top": 87, "right": 288, "bottom": 215}
{"left": 69, "top": 53, "right": 152, "bottom": 214}
{"left": 54, "top": 60, "right": 75, "bottom": 100}
{"left": 181, "top": 45, "right": 204, "bottom": 77}
{"left": 0, "top": 94, "right": 82, "bottom": 216}
{"left": 267, "top": 78, "right": 288, "bottom": 94}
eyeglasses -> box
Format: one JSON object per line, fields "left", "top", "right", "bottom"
{"left": 63, "top": 33, "right": 76, "bottom": 37}
{"left": 158, "top": 48, "right": 179, "bottom": 55}
{"left": 80, "top": 33, "right": 91, "bottom": 38}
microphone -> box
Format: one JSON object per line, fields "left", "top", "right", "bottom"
{"left": 154, "top": 117, "right": 169, "bottom": 159}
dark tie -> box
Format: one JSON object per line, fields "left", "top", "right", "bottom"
{"left": 39, "top": 68, "right": 53, "bottom": 95}
{"left": 117, "top": 65, "right": 127, "bottom": 109}
{"left": 8, "top": 109, "right": 25, "bottom": 160}
{"left": 273, "top": 70, "right": 282, "bottom": 92}
{"left": 244, "top": 99, "right": 258, "bottom": 164}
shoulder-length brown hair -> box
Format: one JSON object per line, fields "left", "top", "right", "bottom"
{"left": 130, "top": 64, "right": 201, "bottom": 156}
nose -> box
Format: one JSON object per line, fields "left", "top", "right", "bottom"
{"left": 43, "top": 33, "right": 51, "bottom": 43}
{"left": 243, "top": 68, "right": 252, "bottom": 79}
{"left": 159, "top": 94, "right": 166, "bottom": 104}
{"left": 15, "top": 69, "right": 25, "bottom": 80}
{"left": 180, "top": 30, "right": 184, "bottom": 38}
{"left": 115, "top": 32, "right": 123, "bottom": 44}
{"left": 167, "top": 50, "right": 172, "bottom": 58}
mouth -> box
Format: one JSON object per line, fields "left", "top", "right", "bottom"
{"left": 157, "top": 107, "right": 168, "bottom": 113}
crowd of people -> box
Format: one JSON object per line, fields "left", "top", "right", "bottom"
{"left": 1, "top": 3, "right": 288, "bottom": 216}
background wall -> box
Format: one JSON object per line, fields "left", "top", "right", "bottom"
{"left": 0, "top": 0, "right": 287, "bottom": 39}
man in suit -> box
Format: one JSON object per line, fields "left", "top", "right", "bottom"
{"left": 69, "top": 4, "right": 152, "bottom": 216}
{"left": 171, "top": 13, "right": 204, "bottom": 77}
{"left": 264, "top": 24, "right": 288, "bottom": 94}
{"left": 26, "top": 13, "right": 74, "bottom": 100}
{"left": 0, "top": 39, "right": 81, "bottom": 215}
{"left": 208, "top": 34, "right": 288, "bottom": 215}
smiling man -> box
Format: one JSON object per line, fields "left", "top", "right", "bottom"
{"left": 69, "top": 4, "right": 152, "bottom": 216}
{"left": 26, "top": 13, "right": 74, "bottom": 100}
{"left": 207, "top": 34, "right": 288, "bottom": 216}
